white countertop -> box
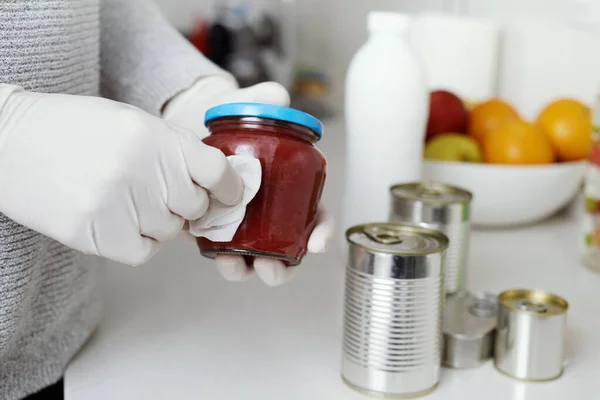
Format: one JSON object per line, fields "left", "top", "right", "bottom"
{"left": 66, "top": 121, "right": 600, "bottom": 400}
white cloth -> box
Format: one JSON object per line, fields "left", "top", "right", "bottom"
{"left": 190, "top": 155, "right": 262, "bottom": 241}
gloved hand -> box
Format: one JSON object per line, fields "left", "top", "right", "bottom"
{"left": 0, "top": 84, "right": 243, "bottom": 265}
{"left": 164, "top": 76, "right": 334, "bottom": 286}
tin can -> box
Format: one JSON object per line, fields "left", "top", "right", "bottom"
{"left": 442, "top": 291, "right": 498, "bottom": 369}
{"left": 342, "top": 223, "right": 449, "bottom": 398}
{"left": 389, "top": 182, "right": 472, "bottom": 296}
{"left": 494, "top": 289, "right": 569, "bottom": 381}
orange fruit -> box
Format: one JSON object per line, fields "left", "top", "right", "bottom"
{"left": 468, "top": 98, "right": 520, "bottom": 145}
{"left": 483, "top": 119, "right": 555, "bottom": 165}
{"left": 536, "top": 98, "right": 591, "bottom": 161}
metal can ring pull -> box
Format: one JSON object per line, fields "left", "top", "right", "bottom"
{"left": 415, "top": 185, "right": 443, "bottom": 199}
{"left": 469, "top": 298, "right": 498, "bottom": 318}
{"left": 515, "top": 299, "right": 548, "bottom": 314}
{"left": 364, "top": 226, "right": 404, "bottom": 245}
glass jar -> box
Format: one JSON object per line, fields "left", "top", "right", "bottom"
{"left": 197, "top": 103, "right": 326, "bottom": 266}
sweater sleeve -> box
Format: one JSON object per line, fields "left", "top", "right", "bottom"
{"left": 99, "top": 0, "right": 228, "bottom": 115}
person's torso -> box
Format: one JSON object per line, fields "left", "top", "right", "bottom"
{"left": 0, "top": 1, "right": 103, "bottom": 398}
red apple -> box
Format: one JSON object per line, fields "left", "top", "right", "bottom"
{"left": 426, "top": 90, "right": 468, "bottom": 140}
{"left": 590, "top": 141, "right": 600, "bottom": 167}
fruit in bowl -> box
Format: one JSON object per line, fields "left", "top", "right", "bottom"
{"left": 424, "top": 94, "right": 590, "bottom": 167}
{"left": 483, "top": 119, "right": 555, "bottom": 165}
{"left": 536, "top": 98, "right": 592, "bottom": 162}
{"left": 423, "top": 94, "right": 589, "bottom": 227}
{"left": 467, "top": 98, "right": 520, "bottom": 145}
{"left": 426, "top": 90, "right": 468, "bottom": 140}
{"left": 424, "top": 133, "right": 482, "bottom": 162}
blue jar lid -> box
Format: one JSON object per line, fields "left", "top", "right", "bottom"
{"left": 204, "top": 102, "right": 323, "bottom": 139}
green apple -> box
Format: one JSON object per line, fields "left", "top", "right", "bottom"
{"left": 424, "top": 133, "right": 483, "bottom": 162}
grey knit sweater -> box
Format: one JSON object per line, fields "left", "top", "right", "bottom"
{"left": 0, "top": 1, "right": 223, "bottom": 398}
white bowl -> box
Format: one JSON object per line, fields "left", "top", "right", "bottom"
{"left": 422, "top": 160, "right": 586, "bottom": 227}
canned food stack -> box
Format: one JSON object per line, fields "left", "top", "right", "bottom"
{"left": 341, "top": 179, "right": 570, "bottom": 397}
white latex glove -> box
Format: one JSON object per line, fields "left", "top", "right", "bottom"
{"left": 0, "top": 85, "right": 243, "bottom": 266}
{"left": 164, "top": 76, "right": 334, "bottom": 286}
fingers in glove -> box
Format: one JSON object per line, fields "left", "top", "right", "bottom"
{"left": 216, "top": 255, "right": 254, "bottom": 281}
{"left": 179, "top": 222, "right": 197, "bottom": 244}
{"left": 122, "top": 237, "right": 161, "bottom": 266}
{"left": 254, "top": 258, "right": 297, "bottom": 286}
{"left": 228, "top": 82, "right": 290, "bottom": 107}
{"left": 162, "top": 76, "right": 239, "bottom": 121}
{"left": 88, "top": 218, "right": 161, "bottom": 266}
{"left": 149, "top": 123, "right": 213, "bottom": 220}
{"left": 132, "top": 188, "right": 185, "bottom": 242}
{"left": 165, "top": 173, "right": 210, "bottom": 221}
{"left": 176, "top": 128, "right": 243, "bottom": 206}
{"left": 307, "top": 206, "right": 334, "bottom": 253}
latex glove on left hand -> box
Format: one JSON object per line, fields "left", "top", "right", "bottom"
{"left": 163, "top": 76, "right": 334, "bottom": 286}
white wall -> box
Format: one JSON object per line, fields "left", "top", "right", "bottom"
{"left": 154, "top": 0, "right": 333, "bottom": 72}
{"left": 155, "top": 0, "right": 600, "bottom": 106}
{"left": 326, "top": 0, "right": 600, "bottom": 104}
{"left": 155, "top": 0, "right": 215, "bottom": 31}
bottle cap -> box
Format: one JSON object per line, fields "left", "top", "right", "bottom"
{"left": 205, "top": 102, "right": 323, "bottom": 138}
{"left": 368, "top": 11, "right": 411, "bottom": 35}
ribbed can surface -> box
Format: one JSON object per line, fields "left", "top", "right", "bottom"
{"left": 389, "top": 182, "right": 472, "bottom": 295}
{"left": 342, "top": 223, "right": 448, "bottom": 398}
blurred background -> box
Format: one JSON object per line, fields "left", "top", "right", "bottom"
{"left": 155, "top": 0, "right": 600, "bottom": 229}
{"left": 155, "top": 0, "right": 600, "bottom": 116}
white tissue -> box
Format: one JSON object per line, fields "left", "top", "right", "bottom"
{"left": 189, "top": 155, "right": 262, "bottom": 242}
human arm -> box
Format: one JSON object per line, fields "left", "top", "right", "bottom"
{"left": 99, "top": 0, "right": 228, "bottom": 115}
{"left": 99, "top": 0, "right": 333, "bottom": 282}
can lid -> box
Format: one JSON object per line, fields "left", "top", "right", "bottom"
{"left": 499, "top": 289, "right": 568, "bottom": 317}
{"left": 346, "top": 223, "right": 449, "bottom": 255}
{"left": 443, "top": 291, "right": 498, "bottom": 339}
{"left": 204, "top": 102, "right": 323, "bottom": 138}
{"left": 390, "top": 182, "right": 472, "bottom": 205}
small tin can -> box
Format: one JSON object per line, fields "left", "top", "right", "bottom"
{"left": 442, "top": 291, "right": 498, "bottom": 369}
{"left": 494, "top": 289, "right": 569, "bottom": 382}
{"left": 389, "top": 182, "right": 472, "bottom": 296}
{"left": 342, "top": 223, "right": 449, "bottom": 398}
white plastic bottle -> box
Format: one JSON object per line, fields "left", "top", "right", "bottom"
{"left": 344, "top": 11, "right": 428, "bottom": 229}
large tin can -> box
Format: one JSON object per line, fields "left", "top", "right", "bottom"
{"left": 442, "top": 291, "right": 498, "bottom": 369}
{"left": 389, "top": 182, "right": 472, "bottom": 296}
{"left": 342, "top": 223, "right": 449, "bottom": 398}
{"left": 494, "top": 289, "right": 569, "bottom": 381}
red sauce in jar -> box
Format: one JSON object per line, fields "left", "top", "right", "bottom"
{"left": 197, "top": 103, "right": 326, "bottom": 266}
